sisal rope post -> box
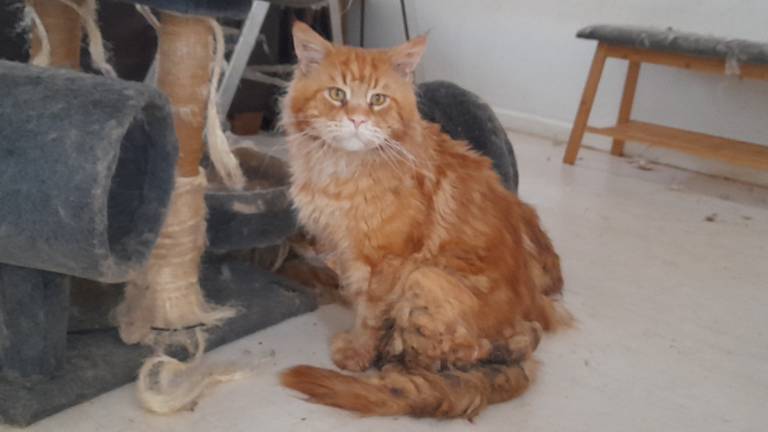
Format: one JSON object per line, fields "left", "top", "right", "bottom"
{"left": 115, "top": 173, "right": 236, "bottom": 344}
{"left": 158, "top": 13, "right": 211, "bottom": 178}
{"left": 26, "top": 0, "right": 84, "bottom": 69}
{"left": 117, "top": 13, "right": 236, "bottom": 344}
{"left": 114, "top": 12, "right": 246, "bottom": 413}
{"left": 106, "top": 8, "right": 247, "bottom": 414}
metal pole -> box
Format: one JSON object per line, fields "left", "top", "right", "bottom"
{"left": 359, "top": 0, "right": 366, "bottom": 46}
{"left": 400, "top": 0, "right": 409, "bottom": 40}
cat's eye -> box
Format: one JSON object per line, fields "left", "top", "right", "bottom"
{"left": 369, "top": 93, "right": 388, "bottom": 107}
{"left": 328, "top": 87, "right": 347, "bottom": 103}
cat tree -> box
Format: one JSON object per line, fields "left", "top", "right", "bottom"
{"left": 0, "top": 1, "right": 315, "bottom": 425}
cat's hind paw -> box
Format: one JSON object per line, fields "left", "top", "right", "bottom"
{"left": 331, "top": 331, "right": 376, "bottom": 372}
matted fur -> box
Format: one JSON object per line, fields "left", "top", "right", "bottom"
{"left": 280, "top": 22, "right": 569, "bottom": 419}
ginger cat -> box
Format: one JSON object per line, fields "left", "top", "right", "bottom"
{"left": 280, "top": 22, "right": 569, "bottom": 419}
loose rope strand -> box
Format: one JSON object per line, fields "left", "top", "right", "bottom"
{"left": 57, "top": 0, "right": 117, "bottom": 77}
{"left": 136, "top": 328, "right": 252, "bottom": 414}
{"left": 24, "top": 4, "right": 51, "bottom": 66}
{"left": 135, "top": 4, "right": 160, "bottom": 30}
{"left": 204, "top": 17, "right": 246, "bottom": 190}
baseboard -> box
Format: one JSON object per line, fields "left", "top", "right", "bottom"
{"left": 492, "top": 109, "right": 574, "bottom": 144}
{"left": 492, "top": 107, "right": 768, "bottom": 187}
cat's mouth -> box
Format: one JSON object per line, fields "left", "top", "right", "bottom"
{"left": 335, "top": 136, "right": 369, "bottom": 152}
{"left": 323, "top": 130, "right": 376, "bottom": 153}
{"left": 317, "top": 123, "right": 386, "bottom": 153}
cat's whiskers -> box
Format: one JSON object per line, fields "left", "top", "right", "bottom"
{"left": 369, "top": 131, "right": 424, "bottom": 175}
{"left": 366, "top": 129, "right": 415, "bottom": 162}
{"left": 377, "top": 140, "right": 411, "bottom": 169}
{"left": 278, "top": 114, "right": 315, "bottom": 132}
{"left": 383, "top": 139, "right": 417, "bottom": 165}
{"left": 375, "top": 143, "right": 405, "bottom": 175}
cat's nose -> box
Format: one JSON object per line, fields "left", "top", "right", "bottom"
{"left": 348, "top": 116, "right": 368, "bottom": 129}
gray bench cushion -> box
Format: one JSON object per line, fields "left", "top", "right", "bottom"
{"left": 578, "top": 24, "right": 768, "bottom": 65}
{"left": 109, "top": 0, "right": 327, "bottom": 18}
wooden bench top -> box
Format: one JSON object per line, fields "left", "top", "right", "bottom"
{"left": 578, "top": 24, "right": 768, "bottom": 66}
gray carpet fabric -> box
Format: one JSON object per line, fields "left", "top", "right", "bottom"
{"left": 578, "top": 24, "right": 768, "bottom": 65}
{"left": 417, "top": 80, "right": 519, "bottom": 192}
{"left": 205, "top": 150, "right": 296, "bottom": 252}
{"left": 0, "top": 265, "right": 70, "bottom": 380}
{"left": 0, "top": 60, "right": 178, "bottom": 282}
{"left": 206, "top": 198, "right": 296, "bottom": 252}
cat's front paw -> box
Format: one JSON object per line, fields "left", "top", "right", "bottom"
{"left": 331, "top": 331, "right": 376, "bottom": 372}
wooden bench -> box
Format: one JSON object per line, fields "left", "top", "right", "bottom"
{"left": 563, "top": 25, "right": 768, "bottom": 170}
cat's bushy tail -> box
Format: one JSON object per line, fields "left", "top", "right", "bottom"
{"left": 281, "top": 360, "right": 536, "bottom": 419}
{"left": 520, "top": 202, "right": 563, "bottom": 299}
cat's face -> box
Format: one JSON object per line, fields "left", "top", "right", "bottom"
{"left": 284, "top": 22, "right": 426, "bottom": 153}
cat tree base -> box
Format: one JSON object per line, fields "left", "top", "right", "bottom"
{"left": 0, "top": 262, "right": 316, "bottom": 427}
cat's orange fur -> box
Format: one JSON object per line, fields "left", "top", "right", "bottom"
{"left": 280, "top": 22, "right": 569, "bottom": 419}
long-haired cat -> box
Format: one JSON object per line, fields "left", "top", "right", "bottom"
{"left": 280, "top": 22, "right": 569, "bottom": 419}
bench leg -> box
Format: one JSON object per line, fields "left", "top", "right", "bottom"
{"left": 611, "top": 61, "right": 641, "bottom": 156}
{"left": 563, "top": 43, "right": 608, "bottom": 165}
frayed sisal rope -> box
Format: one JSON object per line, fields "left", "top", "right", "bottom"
{"left": 204, "top": 17, "right": 245, "bottom": 190}
{"left": 115, "top": 171, "right": 237, "bottom": 345}
{"left": 135, "top": 4, "right": 160, "bottom": 30}
{"left": 57, "top": 0, "right": 117, "bottom": 77}
{"left": 116, "top": 171, "right": 245, "bottom": 414}
{"left": 271, "top": 242, "right": 291, "bottom": 272}
{"left": 23, "top": 4, "right": 50, "bottom": 66}
{"left": 136, "top": 328, "right": 268, "bottom": 414}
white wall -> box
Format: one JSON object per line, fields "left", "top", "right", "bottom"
{"left": 342, "top": 0, "right": 768, "bottom": 184}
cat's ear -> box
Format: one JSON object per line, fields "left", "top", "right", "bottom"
{"left": 389, "top": 34, "right": 427, "bottom": 79}
{"left": 292, "top": 21, "right": 333, "bottom": 73}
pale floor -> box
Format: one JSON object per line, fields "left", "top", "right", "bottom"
{"left": 7, "top": 133, "right": 768, "bottom": 432}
